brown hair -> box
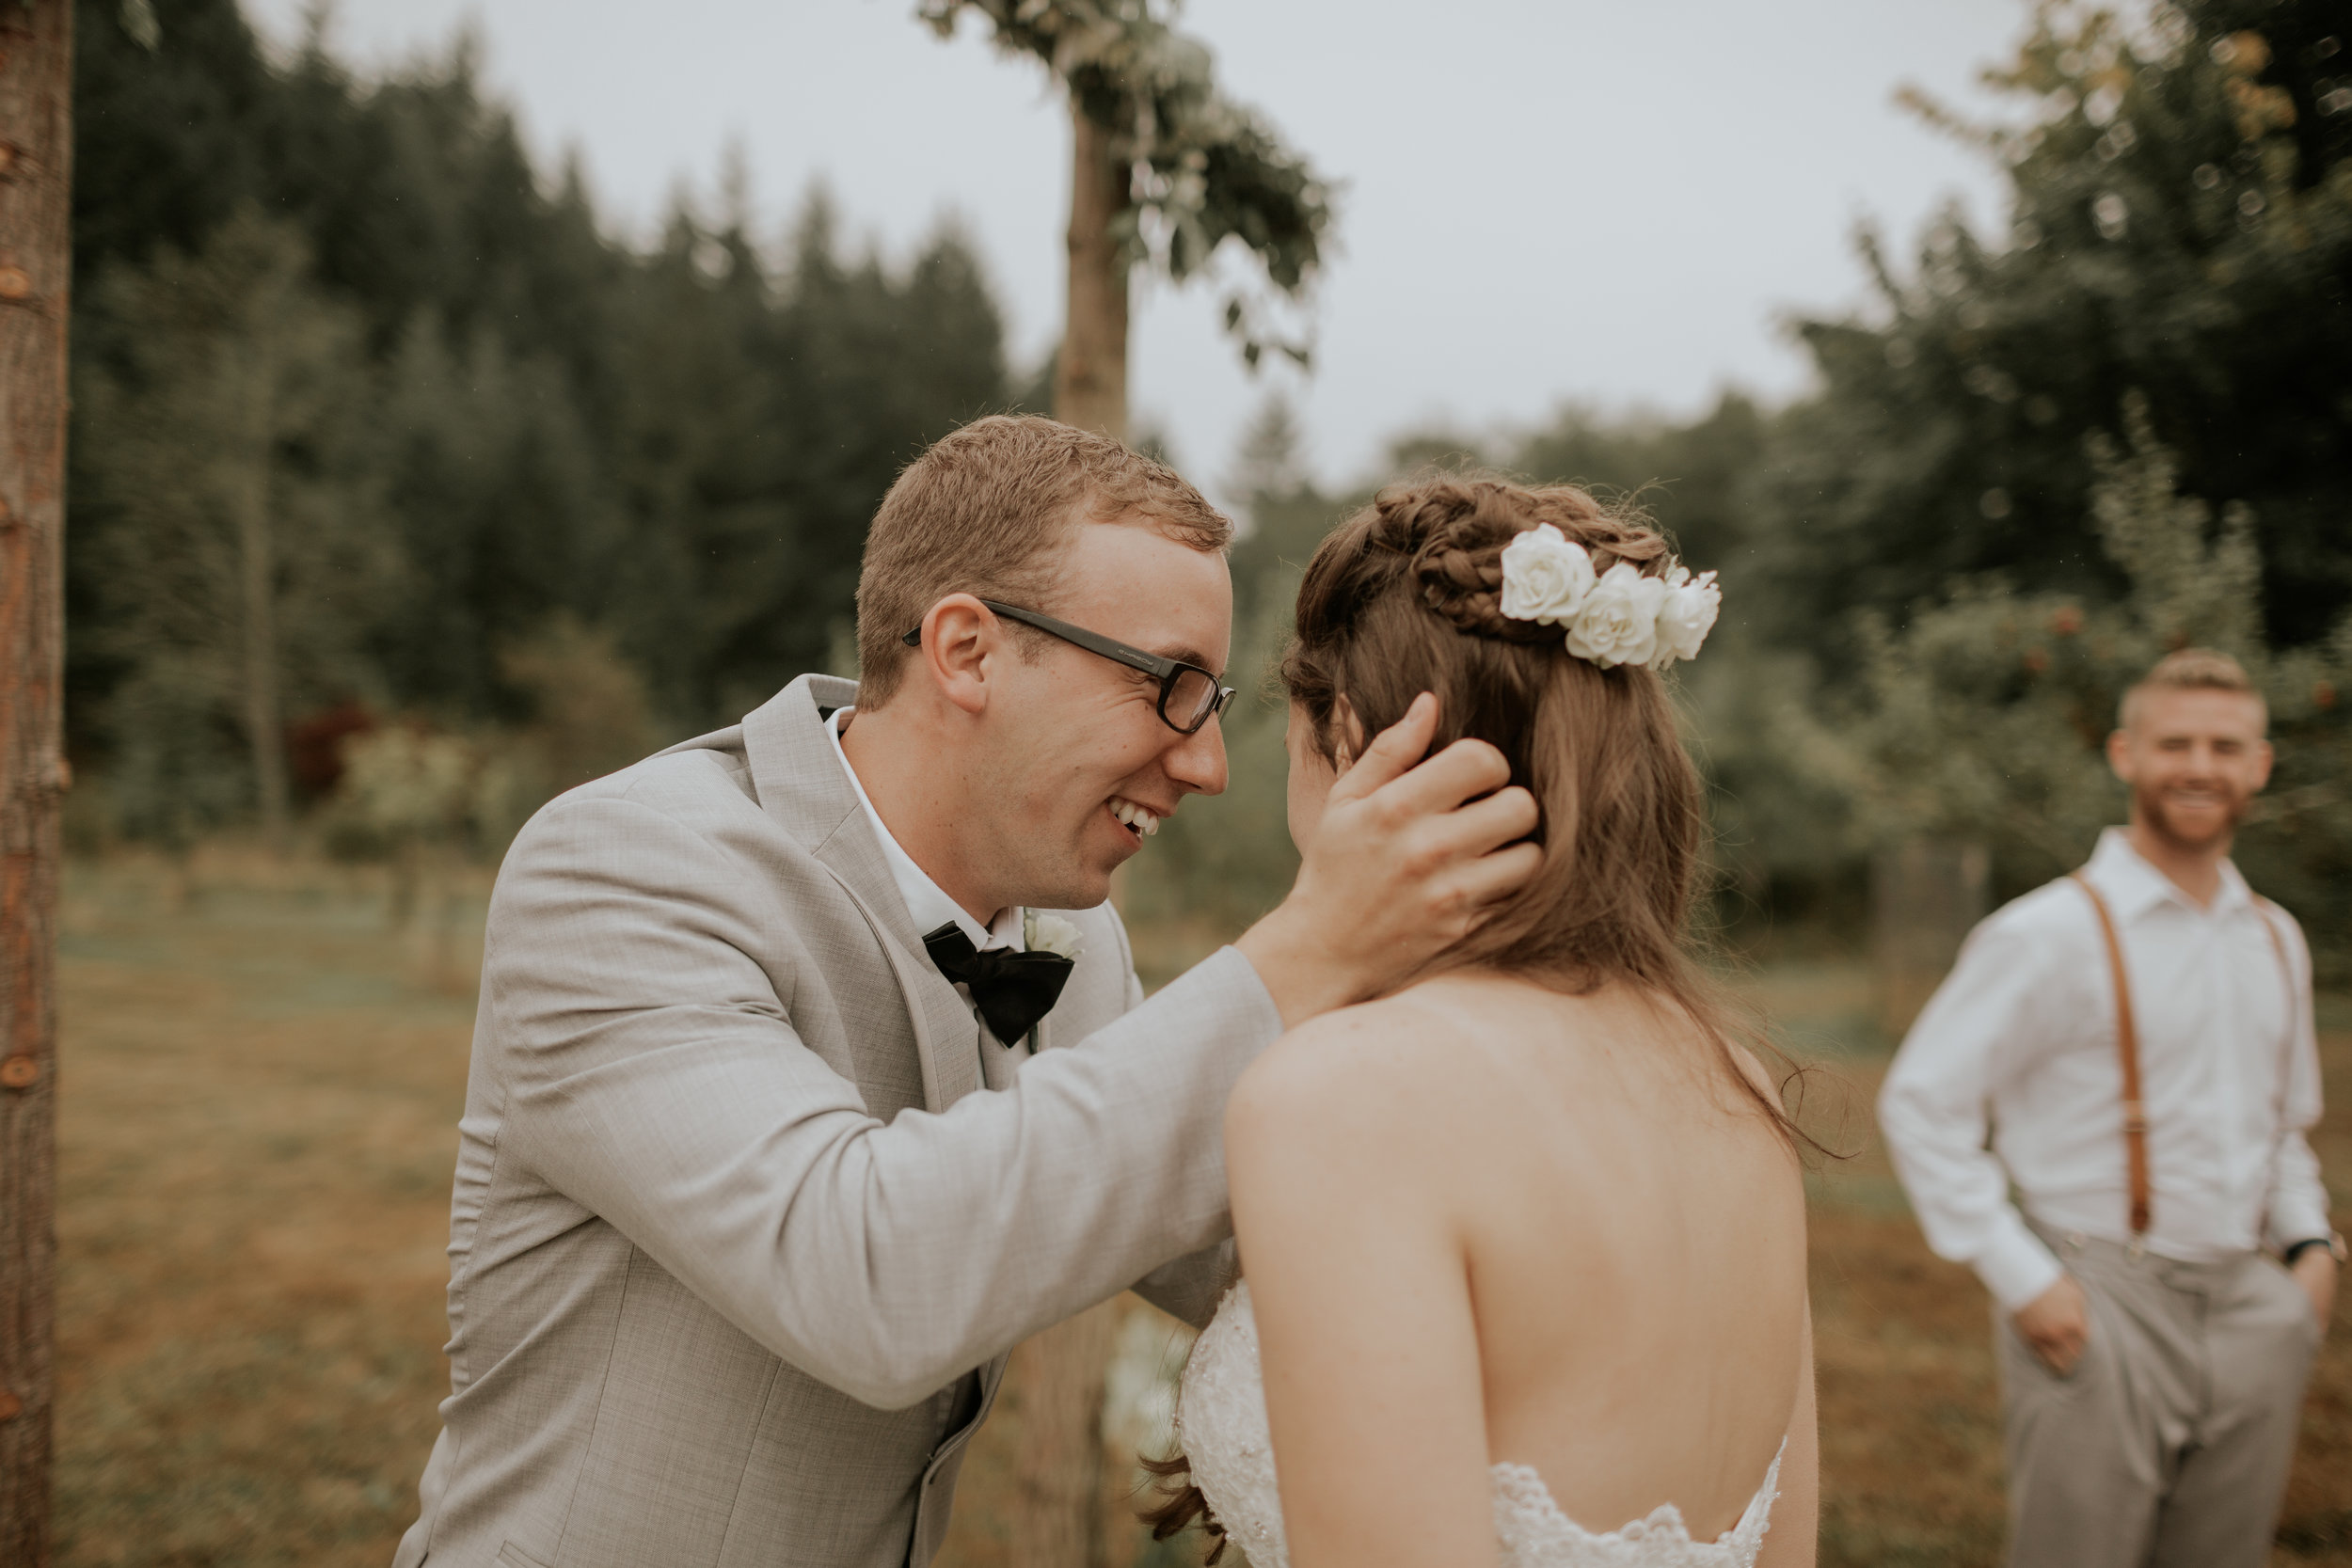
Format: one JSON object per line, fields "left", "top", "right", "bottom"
{"left": 1138, "top": 474, "right": 1809, "bottom": 1558}
{"left": 2119, "top": 646, "right": 2264, "bottom": 731}
{"left": 853, "top": 415, "right": 1232, "bottom": 706}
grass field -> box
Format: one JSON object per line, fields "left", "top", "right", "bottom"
{"left": 45, "top": 849, "right": 2352, "bottom": 1566}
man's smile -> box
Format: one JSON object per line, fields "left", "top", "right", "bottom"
{"left": 1107, "top": 795, "right": 1163, "bottom": 839}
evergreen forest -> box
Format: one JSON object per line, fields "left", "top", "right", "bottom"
{"left": 62, "top": 0, "right": 2352, "bottom": 960}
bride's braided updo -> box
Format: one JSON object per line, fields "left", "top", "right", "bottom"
{"left": 1282, "top": 474, "right": 1715, "bottom": 982}
{"left": 1388, "top": 479, "right": 1670, "bottom": 644}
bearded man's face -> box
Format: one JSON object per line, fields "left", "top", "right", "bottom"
{"left": 2106, "top": 686, "right": 2273, "bottom": 854}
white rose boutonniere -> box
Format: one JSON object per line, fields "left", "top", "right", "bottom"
{"left": 1499, "top": 523, "right": 1597, "bottom": 626}
{"left": 1650, "top": 570, "right": 1721, "bottom": 669}
{"left": 1025, "top": 911, "right": 1084, "bottom": 960}
{"left": 1564, "top": 562, "right": 1669, "bottom": 669}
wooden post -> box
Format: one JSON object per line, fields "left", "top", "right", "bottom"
{"left": 0, "top": 2, "right": 71, "bottom": 1560}
{"left": 1006, "top": 1300, "right": 1120, "bottom": 1568}
{"left": 1004, "top": 93, "right": 1134, "bottom": 1568}
{"left": 1054, "top": 100, "right": 1130, "bottom": 445}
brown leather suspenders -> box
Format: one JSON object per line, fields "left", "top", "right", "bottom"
{"left": 2070, "top": 870, "right": 2300, "bottom": 1243}
{"left": 2072, "top": 873, "right": 2153, "bottom": 1236}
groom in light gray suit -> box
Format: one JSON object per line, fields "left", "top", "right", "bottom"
{"left": 392, "top": 416, "right": 1538, "bottom": 1568}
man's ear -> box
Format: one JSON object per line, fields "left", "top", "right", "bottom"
{"left": 2105, "top": 727, "right": 2133, "bottom": 784}
{"left": 915, "top": 594, "right": 998, "bottom": 717}
{"left": 2251, "top": 736, "right": 2275, "bottom": 793}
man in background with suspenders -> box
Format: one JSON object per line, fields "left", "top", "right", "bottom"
{"left": 1880, "top": 647, "right": 2340, "bottom": 1568}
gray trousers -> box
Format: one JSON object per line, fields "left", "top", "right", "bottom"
{"left": 1997, "top": 1228, "right": 2322, "bottom": 1568}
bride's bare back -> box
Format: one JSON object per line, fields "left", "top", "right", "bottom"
{"left": 1225, "top": 970, "right": 1816, "bottom": 1568}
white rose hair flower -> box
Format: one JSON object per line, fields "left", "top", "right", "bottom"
{"left": 1497, "top": 523, "right": 1597, "bottom": 626}
{"left": 1495, "top": 519, "right": 1721, "bottom": 671}
{"left": 1651, "top": 570, "right": 1721, "bottom": 669}
{"left": 1563, "top": 562, "right": 1669, "bottom": 669}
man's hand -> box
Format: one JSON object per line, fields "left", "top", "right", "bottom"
{"left": 2012, "top": 1274, "right": 2091, "bottom": 1375}
{"left": 1235, "top": 693, "right": 1542, "bottom": 1027}
{"left": 2292, "top": 1246, "right": 2338, "bottom": 1334}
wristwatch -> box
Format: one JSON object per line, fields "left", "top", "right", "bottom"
{"left": 2283, "top": 1231, "right": 2349, "bottom": 1266}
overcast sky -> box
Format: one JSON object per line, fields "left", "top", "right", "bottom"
{"left": 245, "top": 0, "right": 2030, "bottom": 495}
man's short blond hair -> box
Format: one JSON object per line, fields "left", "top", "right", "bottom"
{"left": 2119, "top": 646, "right": 2265, "bottom": 731}
{"left": 852, "top": 415, "right": 1232, "bottom": 707}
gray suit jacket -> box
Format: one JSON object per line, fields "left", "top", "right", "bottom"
{"left": 393, "top": 674, "right": 1280, "bottom": 1568}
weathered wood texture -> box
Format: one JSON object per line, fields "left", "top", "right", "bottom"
{"left": 1007, "top": 1300, "right": 1120, "bottom": 1568}
{"left": 1003, "top": 96, "right": 1135, "bottom": 1568}
{"left": 0, "top": 0, "right": 71, "bottom": 1560}
{"left": 1054, "top": 101, "right": 1129, "bottom": 446}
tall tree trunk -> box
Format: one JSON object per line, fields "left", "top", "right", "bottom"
{"left": 1007, "top": 96, "right": 1134, "bottom": 1568}
{"left": 1055, "top": 101, "right": 1130, "bottom": 444}
{"left": 0, "top": 3, "right": 72, "bottom": 1560}
{"left": 233, "top": 345, "right": 289, "bottom": 847}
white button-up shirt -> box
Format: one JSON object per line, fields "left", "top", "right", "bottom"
{"left": 827, "top": 708, "right": 1031, "bottom": 1082}
{"left": 1878, "top": 828, "right": 2328, "bottom": 1312}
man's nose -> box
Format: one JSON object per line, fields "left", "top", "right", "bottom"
{"left": 1163, "top": 714, "right": 1230, "bottom": 797}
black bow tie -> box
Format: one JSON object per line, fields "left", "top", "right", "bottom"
{"left": 921, "top": 923, "right": 1074, "bottom": 1046}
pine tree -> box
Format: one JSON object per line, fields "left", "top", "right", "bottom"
{"left": 77, "top": 210, "right": 393, "bottom": 847}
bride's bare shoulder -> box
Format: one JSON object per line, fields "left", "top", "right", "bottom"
{"left": 1222, "top": 991, "right": 1486, "bottom": 1212}
{"left": 1224, "top": 976, "right": 1579, "bottom": 1158}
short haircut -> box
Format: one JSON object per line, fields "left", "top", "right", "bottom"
{"left": 2119, "top": 646, "right": 2265, "bottom": 731}
{"left": 853, "top": 415, "right": 1232, "bottom": 707}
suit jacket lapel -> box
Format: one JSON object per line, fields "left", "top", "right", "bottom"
{"left": 822, "top": 864, "right": 982, "bottom": 1109}
{"left": 742, "top": 675, "right": 982, "bottom": 1112}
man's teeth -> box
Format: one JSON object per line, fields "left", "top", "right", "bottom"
{"left": 1109, "top": 799, "right": 1160, "bottom": 836}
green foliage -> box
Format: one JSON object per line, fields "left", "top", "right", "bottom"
{"left": 1818, "top": 397, "right": 2352, "bottom": 949}
{"left": 75, "top": 209, "right": 392, "bottom": 844}
{"left": 1751, "top": 0, "right": 2352, "bottom": 659}
{"left": 918, "top": 0, "right": 1333, "bottom": 366}
{"left": 68, "top": 1, "right": 1014, "bottom": 836}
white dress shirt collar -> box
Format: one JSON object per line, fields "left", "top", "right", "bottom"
{"left": 826, "top": 706, "right": 1023, "bottom": 953}
{"left": 2084, "top": 825, "right": 2255, "bottom": 922}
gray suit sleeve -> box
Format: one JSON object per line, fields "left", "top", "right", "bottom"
{"left": 486, "top": 793, "right": 1279, "bottom": 1410}
{"left": 1129, "top": 1243, "right": 1238, "bottom": 1330}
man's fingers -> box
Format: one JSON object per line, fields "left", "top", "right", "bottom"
{"left": 1425, "top": 784, "right": 1540, "bottom": 859}
{"left": 2028, "top": 1318, "right": 2087, "bottom": 1376}
{"left": 1330, "top": 692, "right": 1438, "bottom": 800}
{"left": 1450, "top": 841, "right": 1546, "bottom": 911}
{"left": 1365, "top": 735, "right": 1516, "bottom": 820}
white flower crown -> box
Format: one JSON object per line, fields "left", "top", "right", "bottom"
{"left": 1496, "top": 524, "right": 1720, "bottom": 671}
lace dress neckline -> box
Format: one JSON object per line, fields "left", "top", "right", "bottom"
{"left": 1176, "top": 1282, "right": 1783, "bottom": 1568}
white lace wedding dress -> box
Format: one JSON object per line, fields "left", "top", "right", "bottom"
{"left": 1176, "top": 1282, "right": 1783, "bottom": 1568}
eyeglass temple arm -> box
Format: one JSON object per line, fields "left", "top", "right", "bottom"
{"left": 902, "top": 601, "right": 1186, "bottom": 681}
{"left": 986, "top": 602, "right": 1178, "bottom": 678}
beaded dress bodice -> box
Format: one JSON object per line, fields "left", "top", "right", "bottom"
{"left": 1174, "top": 1283, "right": 1783, "bottom": 1568}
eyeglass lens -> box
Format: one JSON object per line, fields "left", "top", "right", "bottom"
{"left": 1167, "top": 668, "right": 1222, "bottom": 732}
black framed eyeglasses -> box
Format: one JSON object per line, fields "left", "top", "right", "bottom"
{"left": 900, "top": 599, "right": 1236, "bottom": 736}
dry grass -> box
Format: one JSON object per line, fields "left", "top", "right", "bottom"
{"left": 43, "top": 854, "right": 2352, "bottom": 1566}
{"left": 54, "top": 849, "right": 482, "bottom": 1568}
